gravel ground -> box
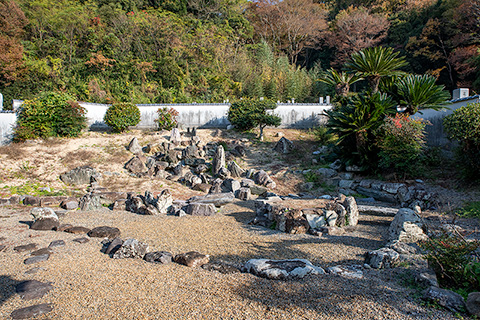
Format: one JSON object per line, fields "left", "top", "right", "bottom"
{"left": 0, "top": 201, "right": 458, "bottom": 320}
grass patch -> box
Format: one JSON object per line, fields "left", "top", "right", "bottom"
{"left": 3, "top": 182, "right": 67, "bottom": 196}
{"left": 456, "top": 201, "right": 480, "bottom": 218}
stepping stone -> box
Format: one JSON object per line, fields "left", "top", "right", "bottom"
{"left": 14, "top": 243, "right": 37, "bottom": 253}
{"left": 48, "top": 240, "right": 65, "bottom": 248}
{"left": 0, "top": 245, "right": 6, "bottom": 252}
{"left": 30, "top": 248, "right": 54, "bottom": 256}
{"left": 244, "top": 259, "right": 325, "bottom": 280}
{"left": 87, "top": 226, "right": 120, "bottom": 239}
{"left": 25, "top": 267, "right": 44, "bottom": 275}
{"left": 64, "top": 226, "right": 91, "bottom": 234}
{"left": 174, "top": 251, "right": 209, "bottom": 268}
{"left": 112, "top": 239, "right": 148, "bottom": 259}
{"left": 56, "top": 224, "right": 73, "bottom": 232}
{"left": 144, "top": 251, "right": 173, "bottom": 264}
{"left": 16, "top": 280, "right": 54, "bottom": 300}
{"left": 104, "top": 238, "right": 123, "bottom": 255}
{"left": 24, "top": 254, "right": 49, "bottom": 265}
{"left": 73, "top": 237, "right": 89, "bottom": 244}
{"left": 10, "top": 303, "right": 53, "bottom": 319}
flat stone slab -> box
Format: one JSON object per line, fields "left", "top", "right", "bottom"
{"left": 14, "top": 243, "right": 37, "bottom": 253}
{"left": 187, "top": 192, "right": 235, "bottom": 207}
{"left": 144, "top": 251, "right": 173, "bottom": 264}
{"left": 30, "top": 248, "right": 54, "bottom": 256}
{"left": 24, "top": 267, "right": 44, "bottom": 275}
{"left": 48, "top": 240, "right": 65, "bottom": 248}
{"left": 24, "top": 254, "right": 49, "bottom": 265}
{"left": 64, "top": 226, "right": 91, "bottom": 234}
{"left": 174, "top": 251, "right": 209, "bottom": 268}
{"left": 326, "top": 265, "right": 364, "bottom": 279}
{"left": 202, "top": 262, "right": 240, "bottom": 274}
{"left": 11, "top": 303, "right": 53, "bottom": 319}
{"left": 73, "top": 237, "right": 89, "bottom": 244}
{"left": 357, "top": 205, "right": 398, "bottom": 216}
{"left": 244, "top": 259, "right": 325, "bottom": 280}
{"left": 16, "top": 280, "right": 54, "bottom": 300}
{"left": 87, "top": 226, "right": 121, "bottom": 239}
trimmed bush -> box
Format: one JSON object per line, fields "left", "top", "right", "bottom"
{"left": 13, "top": 92, "right": 87, "bottom": 141}
{"left": 104, "top": 102, "right": 141, "bottom": 133}
{"left": 155, "top": 107, "right": 178, "bottom": 131}
{"left": 228, "top": 98, "right": 281, "bottom": 140}
{"left": 443, "top": 103, "right": 480, "bottom": 180}
{"left": 376, "top": 114, "right": 427, "bottom": 175}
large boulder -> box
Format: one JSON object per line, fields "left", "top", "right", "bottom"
{"left": 127, "top": 137, "right": 142, "bottom": 154}
{"left": 364, "top": 248, "right": 399, "bottom": 269}
{"left": 227, "top": 161, "right": 245, "bottom": 178}
{"left": 212, "top": 145, "right": 226, "bottom": 176}
{"left": 170, "top": 128, "right": 182, "bottom": 145}
{"left": 30, "top": 207, "right": 59, "bottom": 231}
{"left": 423, "top": 286, "right": 466, "bottom": 312}
{"left": 244, "top": 259, "right": 324, "bottom": 280}
{"left": 88, "top": 226, "right": 121, "bottom": 239}
{"left": 273, "top": 137, "right": 294, "bottom": 154}
{"left": 467, "top": 292, "right": 480, "bottom": 316}
{"left": 388, "top": 208, "right": 427, "bottom": 242}
{"left": 125, "top": 156, "right": 147, "bottom": 174}
{"left": 79, "top": 193, "right": 102, "bottom": 211}
{"left": 186, "top": 203, "right": 217, "bottom": 216}
{"left": 60, "top": 166, "right": 99, "bottom": 185}
{"left": 254, "top": 170, "right": 276, "bottom": 189}
{"left": 112, "top": 238, "right": 149, "bottom": 259}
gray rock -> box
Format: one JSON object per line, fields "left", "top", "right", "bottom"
{"left": 356, "top": 187, "right": 397, "bottom": 203}
{"left": 186, "top": 203, "right": 217, "bottom": 216}
{"left": 254, "top": 170, "right": 276, "bottom": 189}
{"left": 31, "top": 207, "right": 58, "bottom": 221}
{"left": 241, "top": 179, "right": 255, "bottom": 188}
{"left": 236, "top": 187, "right": 251, "bottom": 201}
{"left": 305, "top": 213, "right": 326, "bottom": 230}
{"left": 64, "top": 226, "right": 91, "bottom": 234}
{"left": 194, "top": 163, "right": 209, "bottom": 174}
{"left": 273, "top": 137, "right": 295, "bottom": 154}
{"left": 423, "top": 286, "right": 466, "bottom": 312}
{"left": 144, "top": 251, "right": 173, "bottom": 264}
{"left": 250, "top": 185, "right": 268, "bottom": 196}
{"left": 48, "top": 240, "right": 65, "bottom": 248}
{"left": 16, "top": 280, "right": 54, "bottom": 300}
{"left": 60, "top": 200, "right": 78, "bottom": 210}
{"left": 212, "top": 145, "right": 226, "bottom": 176}
{"left": 88, "top": 226, "right": 121, "bottom": 239}
{"left": 386, "top": 240, "right": 420, "bottom": 254}
{"left": 79, "top": 193, "right": 101, "bottom": 211}
{"left": 125, "top": 156, "right": 147, "bottom": 174}
{"left": 326, "top": 265, "right": 364, "bottom": 279}
{"left": 246, "top": 169, "right": 256, "bottom": 179}
{"left": 382, "top": 182, "right": 405, "bottom": 194}
{"left": 60, "top": 166, "right": 98, "bottom": 185}
{"left": 24, "top": 267, "right": 43, "bottom": 275}
{"left": 105, "top": 238, "right": 123, "bottom": 255}
{"left": 155, "top": 190, "right": 173, "bottom": 214}
{"left": 31, "top": 218, "right": 59, "bottom": 231}
{"left": 24, "top": 254, "right": 50, "bottom": 265}
{"left": 10, "top": 304, "right": 53, "bottom": 319}
{"left": 188, "top": 192, "right": 235, "bottom": 207}
{"left": 319, "top": 226, "right": 345, "bottom": 236}
{"left": 325, "top": 210, "right": 338, "bottom": 227}
{"left": 170, "top": 128, "right": 182, "bottom": 145}
{"left": 113, "top": 238, "right": 148, "bottom": 259}
{"left": 365, "top": 248, "right": 399, "bottom": 269}
{"left": 127, "top": 137, "right": 142, "bottom": 154}
{"left": 192, "top": 183, "right": 211, "bottom": 193}
{"left": 228, "top": 161, "right": 245, "bottom": 178}
{"left": 72, "top": 237, "right": 89, "bottom": 244}
{"left": 316, "top": 168, "right": 337, "bottom": 178}
{"left": 388, "top": 208, "right": 427, "bottom": 242}
{"left": 14, "top": 243, "right": 37, "bottom": 253}
{"left": 217, "top": 167, "right": 230, "bottom": 179}
{"left": 244, "top": 259, "right": 324, "bottom": 280}
{"left": 339, "top": 180, "right": 354, "bottom": 189}
{"left": 208, "top": 178, "right": 223, "bottom": 194}
{"left": 221, "top": 179, "right": 241, "bottom": 193}
{"left": 174, "top": 251, "right": 209, "bottom": 268}
{"left": 467, "top": 292, "right": 480, "bottom": 316}
{"left": 416, "top": 271, "right": 439, "bottom": 288}
{"left": 344, "top": 196, "right": 359, "bottom": 226}
{"left": 329, "top": 159, "right": 342, "bottom": 170}
{"left": 30, "top": 248, "right": 54, "bottom": 256}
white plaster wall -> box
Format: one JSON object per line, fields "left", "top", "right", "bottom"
{"left": 0, "top": 112, "right": 17, "bottom": 144}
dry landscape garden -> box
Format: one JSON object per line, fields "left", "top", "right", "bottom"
{"left": 1, "top": 0, "right": 480, "bottom": 319}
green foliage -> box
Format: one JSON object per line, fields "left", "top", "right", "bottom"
{"left": 421, "top": 233, "right": 480, "bottom": 293}
{"left": 326, "top": 92, "right": 396, "bottom": 168}
{"left": 313, "top": 126, "right": 338, "bottom": 146}
{"left": 104, "top": 102, "right": 141, "bottom": 133}
{"left": 13, "top": 92, "right": 87, "bottom": 141}
{"left": 4, "top": 182, "right": 66, "bottom": 197}
{"left": 443, "top": 103, "right": 480, "bottom": 180}
{"left": 376, "top": 114, "right": 427, "bottom": 175}
{"left": 394, "top": 74, "right": 450, "bottom": 115}
{"left": 317, "top": 68, "right": 363, "bottom": 97}
{"left": 456, "top": 202, "right": 480, "bottom": 218}
{"left": 155, "top": 107, "right": 178, "bottom": 130}
{"left": 228, "top": 98, "right": 281, "bottom": 138}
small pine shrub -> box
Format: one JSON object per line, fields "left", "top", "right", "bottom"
{"left": 155, "top": 107, "right": 178, "bottom": 131}
{"left": 376, "top": 114, "right": 427, "bottom": 175}
{"left": 104, "top": 102, "right": 141, "bottom": 133}
{"left": 14, "top": 92, "right": 87, "bottom": 141}
{"left": 443, "top": 103, "right": 480, "bottom": 180}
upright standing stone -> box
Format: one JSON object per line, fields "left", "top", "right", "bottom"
{"left": 170, "top": 128, "right": 181, "bottom": 145}
{"left": 127, "top": 137, "right": 142, "bottom": 154}
{"left": 212, "top": 145, "right": 225, "bottom": 176}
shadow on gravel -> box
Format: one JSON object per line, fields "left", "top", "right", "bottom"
{"left": 0, "top": 275, "right": 21, "bottom": 307}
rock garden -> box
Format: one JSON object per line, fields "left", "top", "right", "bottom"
{"left": 0, "top": 127, "right": 479, "bottom": 319}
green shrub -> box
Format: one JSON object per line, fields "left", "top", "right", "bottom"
{"left": 155, "top": 107, "right": 178, "bottom": 131}
{"left": 14, "top": 92, "right": 87, "bottom": 141}
{"left": 376, "top": 114, "right": 427, "bottom": 175}
{"left": 456, "top": 201, "right": 480, "bottom": 218}
{"left": 228, "top": 98, "right": 281, "bottom": 140}
{"left": 421, "top": 233, "right": 480, "bottom": 293}
{"left": 313, "top": 126, "right": 338, "bottom": 145}
{"left": 443, "top": 103, "right": 480, "bottom": 180}
{"left": 104, "top": 102, "right": 141, "bottom": 133}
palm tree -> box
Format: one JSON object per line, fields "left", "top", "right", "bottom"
{"left": 345, "top": 46, "right": 407, "bottom": 94}
{"left": 395, "top": 74, "right": 451, "bottom": 115}
{"left": 318, "top": 68, "right": 363, "bottom": 97}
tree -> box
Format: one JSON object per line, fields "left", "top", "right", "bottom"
{"left": 345, "top": 46, "right": 407, "bottom": 93}
{"left": 248, "top": 0, "right": 327, "bottom": 64}
{"left": 326, "top": 6, "right": 390, "bottom": 66}
{"left": 394, "top": 74, "right": 450, "bottom": 115}
{"left": 228, "top": 98, "right": 281, "bottom": 140}
{"left": 317, "top": 68, "right": 363, "bottom": 97}
{"left": 0, "top": 0, "right": 27, "bottom": 85}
